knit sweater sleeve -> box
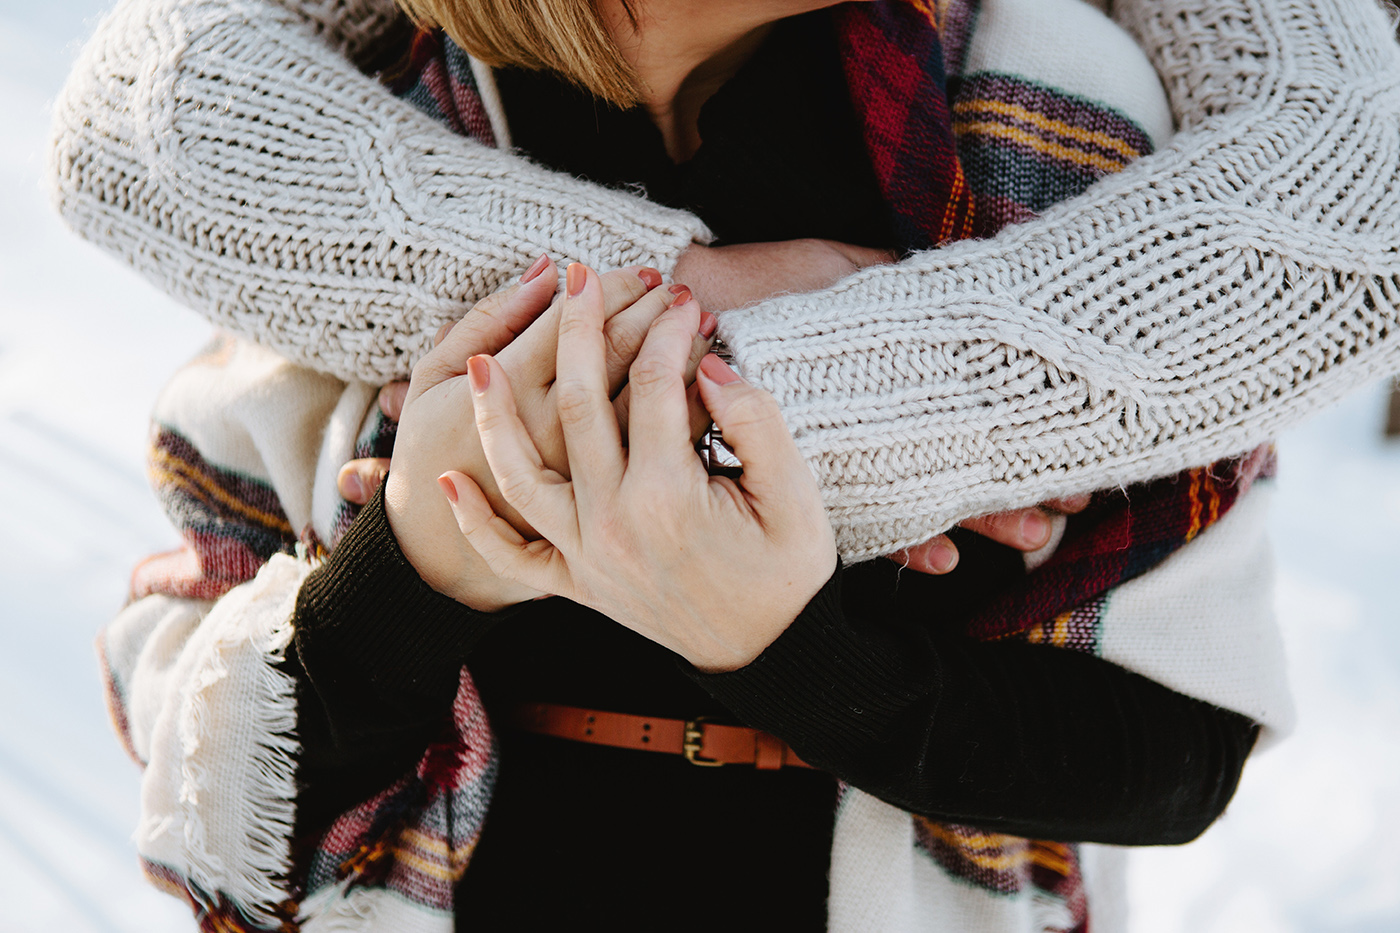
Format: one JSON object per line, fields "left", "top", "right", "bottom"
{"left": 694, "top": 475, "right": 1286, "bottom": 843}
{"left": 51, "top": 0, "right": 1400, "bottom": 559}
{"left": 720, "top": 0, "right": 1400, "bottom": 558}
{"left": 46, "top": 0, "right": 710, "bottom": 386}
{"left": 694, "top": 567, "right": 1259, "bottom": 845}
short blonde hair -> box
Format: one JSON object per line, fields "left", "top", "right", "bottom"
{"left": 396, "top": 0, "right": 643, "bottom": 107}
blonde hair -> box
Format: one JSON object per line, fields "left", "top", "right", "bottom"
{"left": 396, "top": 0, "right": 643, "bottom": 107}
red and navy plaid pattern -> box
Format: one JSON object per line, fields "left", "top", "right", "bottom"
{"left": 303, "top": 669, "right": 497, "bottom": 912}
{"left": 966, "top": 448, "right": 1277, "bottom": 644}
{"left": 383, "top": 28, "right": 496, "bottom": 146}
{"left": 834, "top": 1, "right": 977, "bottom": 250}
{"left": 134, "top": 340, "right": 298, "bottom": 604}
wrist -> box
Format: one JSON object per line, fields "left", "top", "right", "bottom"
{"left": 684, "top": 557, "right": 837, "bottom": 674}
{"left": 672, "top": 242, "right": 713, "bottom": 290}
{"left": 383, "top": 472, "right": 523, "bottom": 612}
{"left": 297, "top": 484, "right": 516, "bottom": 694}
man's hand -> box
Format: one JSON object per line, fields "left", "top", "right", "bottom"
{"left": 672, "top": 239, "right": 898, "bottom": 312}
{"left": 891, "top": 495, "right": 1093, "bottom": 574}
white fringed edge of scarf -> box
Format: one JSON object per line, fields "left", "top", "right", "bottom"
{"left": 301, "top": 884, "right": 453, "bottom": 933}
{"left": 134, "top": 554, "right": 307, "bottom": 927}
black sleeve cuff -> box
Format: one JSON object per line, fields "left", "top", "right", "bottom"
{"left": 294, "top": 482, "right": 521, "bottom": 702}
{"left": 687, "top": 563, "right": 932, "bottom": 767}
{"left": 687, "top": 561, "right": 1260, "bottom": 845}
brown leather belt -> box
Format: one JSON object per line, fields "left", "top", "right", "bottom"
{"left": 512, "top": 702, "right": 812, "bottom": 770}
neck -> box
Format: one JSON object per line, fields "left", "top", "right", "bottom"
{"left": 601, "top": 0, "right": 839, "bottom": 162}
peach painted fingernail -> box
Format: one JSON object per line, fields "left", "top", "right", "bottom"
{"left": 467, "top": 355, "right": 491, "bottom": 394}
{"left": 698, "top": 311, "right": 718, "bottom": 339}
{"left": 699, "top": 353, "right": 741, "bottom": 385}
{"left": 638, "top": 267, "right": 663, "bottom": 290}
{"left": 566, "top": 263, "right": 587, "bottom": 297}
{"left": 669, "top": 284, "right": 692, "bottom": 307}
{"left": 520, "top": 254, "right": 550, "bottom": 284}
{"left": 438, "top": 474, "right": 459, "bottom": 504}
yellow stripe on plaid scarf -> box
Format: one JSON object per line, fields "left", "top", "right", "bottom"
{"left": 1184, "top": 466, "right": 1222, "bottom": 542}
{"left": 954, "top": 119, "right": 1134, "bottom": 175}
{"left": 148, "top": 446, "right": 294, "bottom": 535}
{"left": 1026, "top": 610, "right": 1077, "bottom": 648}
{"left": 392, "top": 827, "right": 477, "bottom": 881}
{"left": 921, "top": 823, "right": 1032, "bottom": 871}
{"left": 954, "top": 98, "right": 1147, "bottom": 162}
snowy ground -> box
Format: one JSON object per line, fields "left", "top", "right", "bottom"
{"left": 1, "top": 4, "right": 1397, "bottom": 932}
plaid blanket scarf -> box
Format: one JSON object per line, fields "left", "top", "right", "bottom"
{"left": 125, "top": 1, "right": 1275, "bottom": 929}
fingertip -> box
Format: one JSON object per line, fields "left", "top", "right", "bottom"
{"left": 338, "top": 463, "right": 366, "bottom": 503}
{"left": 891, "top": 536, "right": 959, "bottom": 575}
{"left": 438, "top": 470, "right": 491, "bottom": 522}
{"left": 925, "top": 537, "right": 960, "bottom": 574}
{"left": 467, "top": 355, "right": 491, "bottom": 395}
{"left": 1020, "top": 510, "right": 1052, "bottom": 549}
{"left": 521, "top": 253, "right": 552, "bottom": 284}
{"left": 566, "top": 262, "right": 588, "bottom": 298}
{"left": 698, "top": 353, "right": 742, "bottom": 386}
{"left": 378, "top": 382, "right": 409, "bottom": 421}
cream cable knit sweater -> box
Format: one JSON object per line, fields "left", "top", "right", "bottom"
{"left": 49, "top": 0, "right": 1400, "bottom": 559}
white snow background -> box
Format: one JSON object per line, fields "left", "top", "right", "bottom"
{"left": 1, "top": 3, "right": 1397, "bottom": 931}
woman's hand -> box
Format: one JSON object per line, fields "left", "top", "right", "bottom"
{"left": 339, "top": 270, "right": 716, "bottom": 512}
{"left": 440, "top": 264, "right": 838, "bottom": 672}
{"left": 383, "top": 259, "right": 703, "bottom": 610}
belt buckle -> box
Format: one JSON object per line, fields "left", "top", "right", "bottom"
{"left": 682, "top": 717, "right": 724, "bottom": 767}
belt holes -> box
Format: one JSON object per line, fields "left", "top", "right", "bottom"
{"left": 641, "top": 735, "right": 650, "bottom": 743}
{"left": 642, "top": 723, "right": 651, "bottom": 731}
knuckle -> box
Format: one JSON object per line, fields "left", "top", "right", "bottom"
{"left": 473, "top": 408, "right": 509, "bottom": 442}
{"left": 494, "top": 471, "right": 535, "bottom": 510}
{"left": 605, "top": 268, "right": 648, "bottom": 307}
{"left": 557, "top": 308, "right": 596, "bottom": 340}
{"left": 628, "top": 356, "right": 675, "bottom": 394}
{"left": 552, "top": 378, "right": 595, "bottom": 424}
{"left": 723, "top": 389, "right": 780, "bottom": 428}
{"left": 471, "top": 286, "right": 515, "bottom": 316}
{"left": 603, "top": 319, "right": 641, "bottom": 365}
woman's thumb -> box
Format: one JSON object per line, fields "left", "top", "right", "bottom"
{"left": 696, "top": 355, "right": 809, "bottom": 497}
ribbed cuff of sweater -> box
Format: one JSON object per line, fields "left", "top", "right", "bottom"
{"left": 294, "top": 483, "right": 518, "bottom": 700}
{"left": 687, "top": 564, "right": 931, "bottom": 767}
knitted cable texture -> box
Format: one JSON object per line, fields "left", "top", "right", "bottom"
{"left": 722, "top": 0, "right": 1400, "bottom": 557}
{"left": 47, "top": 0, "right": 710, "bottom": 384}
{"left": 49, "top": 0, "right": 1400, "bottom": 559}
